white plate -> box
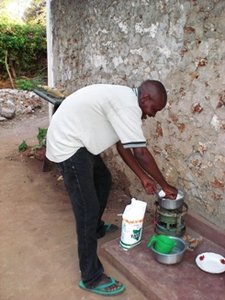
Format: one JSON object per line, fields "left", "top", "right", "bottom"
{"left": 195, "top": 252, "right": 225, "bottom": 274}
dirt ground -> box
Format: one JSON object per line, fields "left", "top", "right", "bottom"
{"left": 0, "top": 79, "right": 13, "bottom": 89}
{"left": 0, "top": 101, "right": 148, "bottom": 299}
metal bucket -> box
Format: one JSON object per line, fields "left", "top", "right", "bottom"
{"left": 151, "top": 236, "right": 187, "bottom": 264}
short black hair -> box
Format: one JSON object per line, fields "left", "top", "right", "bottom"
{"left": 139, "top": 80, "right": 167, "bottom": 103}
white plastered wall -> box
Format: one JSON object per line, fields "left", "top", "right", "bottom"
{"left": 46, "top": 0, "right": 54, "bottom": 119}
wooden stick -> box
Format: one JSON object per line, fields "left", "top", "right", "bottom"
{"left": 4, "top": 50, "right": 15, "bottom": 89}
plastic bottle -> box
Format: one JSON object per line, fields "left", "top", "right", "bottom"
{"left": 120, "top": 198, "right": 147, "bottom": 250}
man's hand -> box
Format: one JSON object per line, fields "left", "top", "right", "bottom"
{"left": 163, "top": 184, "right": 178, "bottom": 199}
{"left": 116, "top": 142, "right": 175, "bottom": 197}
{"left": 141, "top": 176, "right": 157, "bottom": 194}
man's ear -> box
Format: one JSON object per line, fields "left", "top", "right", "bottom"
{"left": 139, "top": 95, "right": 149, "bottom": 105}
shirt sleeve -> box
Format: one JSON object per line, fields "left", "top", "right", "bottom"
{"left": 107, "top": 106, "right": 146, "bottom": 148}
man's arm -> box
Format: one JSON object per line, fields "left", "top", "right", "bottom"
{"left": 116, "top": 142, "right": 157, "bottom": 194}
{"left": 116, "top": 141, "right": 177, "bottom": 198}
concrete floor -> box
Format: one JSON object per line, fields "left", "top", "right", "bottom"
{"left": 0, "top": 114, "right": 147, "bottom": 300}
{"left": 1, "top": 112, "right": 224, "bottom": 300}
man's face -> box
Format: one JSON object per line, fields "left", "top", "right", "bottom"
{"left": 139, "top": 95, "right": 166, "bottom": 120}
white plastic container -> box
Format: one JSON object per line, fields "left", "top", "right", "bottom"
{"left": 120, "top": 198, "right": 147, "bottom": 250}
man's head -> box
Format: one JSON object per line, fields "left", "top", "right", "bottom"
{"left": 138, "top": 80, "right": 167, "bottom": 120}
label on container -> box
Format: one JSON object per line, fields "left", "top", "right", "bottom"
{"left": 120, "top": 218, "right": 143, "bottom": 250}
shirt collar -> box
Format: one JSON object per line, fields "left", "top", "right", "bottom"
{"left": 132, "top": 87, "right": 138, "bottom": 97}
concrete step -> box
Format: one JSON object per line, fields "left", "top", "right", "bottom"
{"left": 101, "top": 212, "right": 225, "bottom": 300}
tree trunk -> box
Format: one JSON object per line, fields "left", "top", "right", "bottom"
{"left": 4, "top": 50, "right": 15, "bottom": 89}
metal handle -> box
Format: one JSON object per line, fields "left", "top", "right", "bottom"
{"left": 33, "top": 89, "right": 63, "bottom": 105}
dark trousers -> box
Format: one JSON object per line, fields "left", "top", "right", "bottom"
{"left": 57, "top": 147, "right": 112, "bottom": 286}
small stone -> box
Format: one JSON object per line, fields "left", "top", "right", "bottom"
{"left": 197, "top": 142, "right": 207, "bottom": 155}
{"left": 211, "top": 178, "right": 224, "bottom": 189}
{"left": 191, "top": 103, "right": 203, "bottom": 113}
{"left": 190, "top": 71, "right": 199, "bottom": 79}
{"left": 57, "top": 175, "right": 63, "bottom": 181}
{"left": 23, "top": 106, "right": 33, "bottom": 114}
{"left": 177, "top": 123, "right": 185, "bottom": 132}
{"left": 184, "top": 26, "right": 195, "bottom": 33}
{"left": 0, "top": 107, "right": 16, "bottom": 119}
{"left": 6, "top": 99, "right": 15, "bottom": 107}
{"left": 0, "top": 116, "right": 7, "bottom": 121}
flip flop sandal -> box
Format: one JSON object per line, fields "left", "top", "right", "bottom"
{"left": 104, "top": 223, "right": 119, "bottom": 234}
{"left": 79, "top": 277, "right": 125, "bottom": 296}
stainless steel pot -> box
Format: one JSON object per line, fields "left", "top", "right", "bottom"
{"left": 157, "top": 189, "right": 184, "bottom": 210}
{"left": 151, "top": 236, "right": 187, "bottom": 265}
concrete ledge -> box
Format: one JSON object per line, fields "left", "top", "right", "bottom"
{"left": 185, "top": 210, "right": 225, "bottom": 248}
{"left": 101, "top": 212, "right": 225, "bottom": 300}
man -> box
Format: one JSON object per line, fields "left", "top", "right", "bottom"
{"left": 46, "top": 80, "right": 177, "bottom": 296}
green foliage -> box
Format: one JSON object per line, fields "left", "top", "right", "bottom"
{"left": 15, "top": 78, "right": 35, "bottom": 90}
{"left": 18, "top": 140, "right": 28, "bottom": 152}
{"left": 0, "top": 20, "right": 47, "bottom": 79}
{"left": 15, "top": 75, "right": 44, "bottom": 90}
{"left": 18, "top": 127, "right": 47, "bottom": 154}
{"left": 31, "top": 127, "right": 47, "bottom": 150}
{"left": 36, "top": 127, "right": 47, "bottom": 147}
{"left": 23, "top": 0, "right": 46, "bottom": 26}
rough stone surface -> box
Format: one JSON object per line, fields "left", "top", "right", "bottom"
{"left": 50, "top": 0, "right": 225, "bottom": 229}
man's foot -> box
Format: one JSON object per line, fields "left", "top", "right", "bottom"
{"left": 97, "top": 223, "right": 119, "bottom": 239}
{"left": 79, "top": 274, "right": 125, "bottom": 296}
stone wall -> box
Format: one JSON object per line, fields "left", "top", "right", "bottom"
{"left": 49, "top": 0, "right": 225, "bottom": 229}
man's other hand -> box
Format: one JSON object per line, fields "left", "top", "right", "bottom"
{"left": 142, "top": 177, "right": 157, "bottom": 194}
